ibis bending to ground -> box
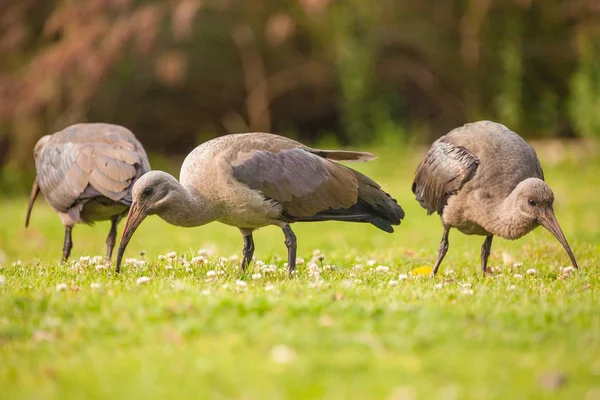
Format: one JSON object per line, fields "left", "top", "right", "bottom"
{"left": 116, "top": 133, "right": 404, "bottom": 273}
{"left": 412, "top": 120, "right": 578, "bottom": 275}
{"left": 26, "top": 123, "right": 150, "bottom": 263}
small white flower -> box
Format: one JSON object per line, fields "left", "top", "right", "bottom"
{"left": 513, "top": 273, "right": 523, "bottom": 279}
{"left": 270, "top": 345, "right": 296, "bottom": 364}
{"left": 136, "top": 276, "right": 151, "bottom": 285}
{"left": 56, "top": 283, "right": 68, "bottom": 292}
{"left": 229, "top": 254, "right": 239, "bottom": 262}
{"left": 186, "top": 267, "right": 193, "bottom": 273}
{"left": 461, "top": 288, "right": 474, "bottom": 295}
{"left": 460, "top": 283, "right": 472, "bottom": 288}
{"left": 388, "top": 280, "right": 398, "bottom": 286}
{"left": 434, "top": 283, "right": 443, "bottom": 290}
{"left": 562, "top": 266, "right": 576, "bottom": 273}
{"left": 376, "top": 265, "right": 390, "bottom": 273}
{"left": 13, "top": 260, "right": 22, "bottom": 267}
{"left": 444, "top": 269, "right": 455, "bottom": 276}
{"left": 166, "top": 252, "right": 177, "bottom": 259}
{"left": 312, "top": 249, "right": 322, "bottom": 256}
{"left": 219, "top": 257, "right": 229, "bottom": 264}
{"left": 366, "top": 259, "right": 377, "bottom": 267}
{"left": 317, "top": 254, "right": 325, "bottom": 262}
{"left": 235, "top": 280, "right": 247, "bottom": 288}
{"left": 353, "top": 264, "right": 363, "bottom": 270}
{"left": 191, "top": 256, "right": 205, "bottom": 265}
{"left": 206, "top": 270, "right": 217, "bottom": 278}
{"left": 165, "top": 264, "right": 173, "bottom": 270}
{"left": 197, "top": 249, "right": 209, "bottom": 256}
{"left": 95, "top": 264, "right": 107, "bottom": 271}
{"left": 201, "top": 289, "right": 211, "bottom": 295}
{"left": 507, "top": 285, "right": 516, "bottom": 291}
{"left": 158, "top": 255, "right": 167, "bottom": 261}
{"left": 264, "top": 284, "right": 276, "bottom": 291}
{"left": 180, "top": 260, "right": 190, "bottom": 268}
{"left": 296, "top": 257, "right": 305, "bottom": 265}
{"left": 252, "top": 273, "right": 262, "bottom": 280}
{"left": 79, "top": 256, "right": 90, "bottom": 264}
{"left": 90, "top": 283, "right": 101, "bottom": 289}
{"left": 513, "top": 262, "right": 523, "bottom": 268}
{"left": 526, "top": 268, "right": 537, "bottom": 275}
{"left": 255, "top": 260, "right": 265, "bottom": 267}
{"left": 323, "top": 264, "right": 335, "bottom": 271}
{"left": 398, "top": 274, "right": 409, "bottom": 281}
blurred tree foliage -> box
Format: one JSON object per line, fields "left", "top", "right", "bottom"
{"left": 1, "top": 0, "right": 600, "bottom": 177}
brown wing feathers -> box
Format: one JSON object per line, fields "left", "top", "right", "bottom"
{"left": 232, "top": 146, "right": 403, "bottom": 232}
{"left": 412, "top": 139, "right": 479, "bottom": 215}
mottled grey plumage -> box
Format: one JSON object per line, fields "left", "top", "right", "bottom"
{"left": 116, "top": 132, "right": 404, "bottom": 274}
{"left": 413, "top": 120, "right": 578, "bottom": 275}
{"left": 26, "top": 123, "right": 150, "bottom": 262}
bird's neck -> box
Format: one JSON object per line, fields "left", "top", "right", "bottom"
{"left": 157, "top": 184, "right": 218, "bottom": 228}
{"left": 489, "top": 192, "right": 537, "bottom": 240}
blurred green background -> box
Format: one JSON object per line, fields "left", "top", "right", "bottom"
{"left": 1, "top": 0, "right": 600, "bottom": 195}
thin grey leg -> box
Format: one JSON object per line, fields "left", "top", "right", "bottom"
{"left": 282, "top": 225, "right": 297, "bottom": 275}
{"left": 241, "top": 233, "right": 255, "bottom": 271}
{"left": 105, "top": 217, "right": 118, "bottom": 263}
{"left": 431, "top": 228, "right": 450, "bottom": 276}
{"left": 480, "top": 235, "right": 493, "bottom": 274}
{"left": 62, "top": 226, "right": 73, "bottom": 263}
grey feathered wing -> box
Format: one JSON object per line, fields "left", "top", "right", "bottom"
{"left": 412, "top": 139, "right": 479, "bottom": 215}
{"left": 231, "top": 145, "right": 403, "bottom": 232}
{"left": 33, "top": 124, "right": 150, "bottom": 216}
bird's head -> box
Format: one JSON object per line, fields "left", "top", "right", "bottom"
{"left": 115, "top": 171, "right": 179, "bottom": 273}
{"left": 514, "top": 178, "right": 578, "bottom": 269}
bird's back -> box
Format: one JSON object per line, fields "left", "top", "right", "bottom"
{"left": 35, "top": 123, "right": 150, "bottom": 223}
{"left": 445, "top": 121, "right": 544, "bottom": 198}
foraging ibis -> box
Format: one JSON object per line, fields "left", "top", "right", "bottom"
{"left": 116, "top": 133, "right": 404, "bottom": 273}
{"left": 412, "top": 120, "right": 578, "bottom": 275}
{"left": 26, "top": 123, "right": 150, "bottom": 263}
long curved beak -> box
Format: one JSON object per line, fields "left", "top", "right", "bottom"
{"left": 539, "top": 207, "right": 578, "bottom": 269}
{"left": 115, "top": 202, "right": 147, "bottom": 274}
{"left": 25, "top": 180, "right": 40, "bottom": 228}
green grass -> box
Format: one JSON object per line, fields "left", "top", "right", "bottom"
{"left": 1, "top": 143, "right": 599, "bottom": 399}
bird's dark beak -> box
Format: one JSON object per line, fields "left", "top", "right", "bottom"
{"left": 538, "top": 207, "right": 578, "bottom": 269}
{"left": 25, "top": 180, "right": 40, "bottom": 228}
{"left": 115, "top": 202, "right": 147, "bottom": 273}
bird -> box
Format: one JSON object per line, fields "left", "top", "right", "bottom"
{"left": 412, "top": 120, "right": 578, "bottom": 275}
{"left": 115, "top": 132, "right": 404, "bottom": 274}
{"left": 25, "top": 123, "right": 151, "bottom": 263}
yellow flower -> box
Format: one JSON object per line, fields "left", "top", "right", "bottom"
{"left": 410, "top": 266, "right": 433, "bottom": 276}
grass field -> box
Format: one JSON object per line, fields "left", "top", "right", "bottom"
{"left": 1, "top": 141, "right": 599, "bottom": 399}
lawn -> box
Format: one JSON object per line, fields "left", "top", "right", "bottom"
{"left": 0, "top": 141, "right": 599, "bottom": 399}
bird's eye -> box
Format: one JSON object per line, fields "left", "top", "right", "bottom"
{"left": 528, "top": 199, "right": 536, "bottom": 207}
{"left": 142, "top": 187, "right": 153, "bottom": 197}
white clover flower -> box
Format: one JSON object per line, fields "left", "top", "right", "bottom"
{"left": 366, "top": 259, "right": 377, "bottom": 267}
{"left": 229, "top": 254, "right": 239, "bottom": 262}
{"left": 255, "top": 260, "right": 265, "bottom": 267}
{"left": 95, "top": 264, "right": 107, "bottom": 272}
{"left": 13, "top": 260, "right": 22, "bottom": 267}
{"left": 219, "top": 257, "right": 229, "bottom": 264}
{"left": 460, "top": 283, "right": 472, "bottom": 288}
{"left": 191, "top": 256, "right": 205, "bottom": 265}
{"left": 312, "top": 249, "right": 322, "bottom": 256}
{"left": 398, "top": 274, "right": 409, "bottom": 281}
{"left": 461, "top": 288, "right": 474, "bottom": 295}
{"left": 513, "top": 262, "right": 523, "bottom": 268}
{"left": 323, "top": 264, "right": 335, "bottom": 271}
{"left": 507, "top": 285, "right": 516, "bottom": 291}
{"left": 433, "top": 283, "right": 443, "bottom": 290}
{"left": 166, "top": 252, "right": 177, "bottom": 259}
{"left": 158, "top": 255, "right": 167, "bottom": 261}
{"left": 206, "top": 270, "right": 217, "bottom": 278}
{"left": 235, "top": 280, "right": 247, "bottom": 288}
{"left": 562, "top": 266, "right": 576, "bottom": 273}
{"left": 165, "top": 264, "right": 173, "bottom": 270}
{"left": 180, "top": 260, "right": 190, "bottom": 268}
{"left": 526, "top": 268, "right": 537, "bottom": 275}
{"left": 136, "top": 276, "right": 151, "bottom": 285}
{"left": 376, "top": 265, "right": 390, "bottom": 273}
{"left": 296, "top": 257, "right": 305, "bottom": 265}
{"left": 270, "top": 345, "right": 296, "bottom": 364}
{"left": 125, "top": 258, "right": 138, "bottom": 266}
{"left": 79, "top": 256, "right": 90, "bottom": 263}
{"left": 317, "top": 254, "right": 325, "bottom": 262}
{"left": 252, "top": 273, "right": 262, "bottom": 280}
{"left": 197, "top": 249, "right": 209, "bottom": 256}
{"left": 56, "top": 283, "right": 68, "bottom": 292}
{"left": 389, "top": 280, "right": 398, "bottom": 286}
{"left": 90, "top": 283, "right": 102, "bottom": 289}
{"left": 353, "top": 264, "right": 363, "bottom": 270}
{"left": 513, "top": 273, "right": 523, "bottom": 279}
{"left": 92, "top": 256, "right": 103, "bottom": 265}
{"left": 264, "top": 284, "right": 276, "bottom": 291}
{"left": 444, "top": 269, "right": 455, "bottom": 276}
